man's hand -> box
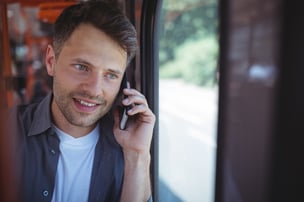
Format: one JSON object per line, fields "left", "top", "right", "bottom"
{"left": 113, "top": 87, "right": 155, "bottom": 202}
{"left": 114, "top": 87, "right": 155, "bottom": 153}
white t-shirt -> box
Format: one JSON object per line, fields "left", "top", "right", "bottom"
{"left": 51, "top": 125, "right": 99, "bottom": 202}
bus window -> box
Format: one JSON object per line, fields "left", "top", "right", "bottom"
{"left": 158, "top": 0, "right": 219, "bottom": 201}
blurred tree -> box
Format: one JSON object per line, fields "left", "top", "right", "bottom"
{"left": 159, "top": 0, "right": 218, "bottom": 86}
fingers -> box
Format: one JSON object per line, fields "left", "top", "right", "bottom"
{"left": 121, "top": 88, "right": 148, "bottom": 116}
{"left": 113, "top": 87, "right": 155, "bottom": 153}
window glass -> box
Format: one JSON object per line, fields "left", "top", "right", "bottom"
{"left": 158, "top": 0, "right": 219, "bottom": 201}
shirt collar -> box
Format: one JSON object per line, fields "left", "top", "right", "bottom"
{"left": 28, "top": 92, "right": 53, "bottom": 136}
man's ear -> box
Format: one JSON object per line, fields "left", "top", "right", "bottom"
{"left": 45, "top": 45, "right": 56, "bottom": 76}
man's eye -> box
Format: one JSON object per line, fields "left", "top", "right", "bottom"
{"left": 106, "top": 73, "right": 118, "bottom": 80}
{"left": 74, "top": 64, "right": 88, "bottom": 71}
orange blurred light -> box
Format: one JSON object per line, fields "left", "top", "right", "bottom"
{"left": 37, "top": 1, "right": 77, "bottom": 23}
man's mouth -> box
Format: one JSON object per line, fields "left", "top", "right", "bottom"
{"left": 73, "top": 98, "right": 103, "bottom": 110}
{"left": 76, "top": 99, "right": 97, "bottom": 107}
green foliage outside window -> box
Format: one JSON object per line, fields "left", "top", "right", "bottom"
{"left": 159, "top": 0, "right": 218, "bottom": 87}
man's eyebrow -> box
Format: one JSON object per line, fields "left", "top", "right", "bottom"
{"left": 107, "top": 69, "right": 123, "bottom": 75}
{"left": 72, "top": 58, "right": 92, "bottom": 66}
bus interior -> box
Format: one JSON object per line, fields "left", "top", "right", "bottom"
{"left": 1, "top": 0, "right": 304, "bottom": 201}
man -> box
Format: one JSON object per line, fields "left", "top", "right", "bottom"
{"left": 13, "top": 1, "right": 155, "bottom": 201}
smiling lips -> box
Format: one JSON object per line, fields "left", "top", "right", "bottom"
{"left": 77, "top": 99, "right": 97, "bottom": 107}
{"left": 73, "top": 98, "right": 102, "bottom": 112}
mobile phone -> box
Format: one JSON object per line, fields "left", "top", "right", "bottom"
{"left": 119, "top": 74, "right": 130, "bottom": 130}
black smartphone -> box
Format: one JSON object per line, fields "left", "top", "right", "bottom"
{"left": 119, "top": 74, "right": 130, "bottom": 130}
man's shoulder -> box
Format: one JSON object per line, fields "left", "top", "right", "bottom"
{"left": 11, "top": 93, "right": 52, "bottom": 119}
{"left": 10, "top": 102, "right": 39, "bottom": 124}
{"left": 9, "top": 102, "right": 39, "bottom": 137}
{"left": 10, "top": 93, "right": 53, "bottom": 136}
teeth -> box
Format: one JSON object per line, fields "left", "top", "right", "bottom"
{"left": 78, "top": 99, "right": 96, "bottom": 107}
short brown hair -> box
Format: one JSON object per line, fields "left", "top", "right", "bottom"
{"left": 53, "top": 1, "right": 138, "bottom": 64}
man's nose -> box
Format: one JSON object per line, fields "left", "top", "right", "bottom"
{"left": 85, "top": 73, "right": 104, "bottom": 96}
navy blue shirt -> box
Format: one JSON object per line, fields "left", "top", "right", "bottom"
{"left": 13, "top": 93, "right": 124, "bottom": 202}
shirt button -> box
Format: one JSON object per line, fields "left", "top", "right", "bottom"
{"left": 43, "top": 190, "right": 49, "bottom": 197}
{"left": 50, "top": 149, "right": 56, "bottom": 155}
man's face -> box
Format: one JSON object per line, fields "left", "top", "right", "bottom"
{"left": 45, "top": 23, "right": 127, "bottom": 134}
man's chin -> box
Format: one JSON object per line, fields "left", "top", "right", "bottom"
{"left": 71, "top": 112, "right": 106, "bottom": 127}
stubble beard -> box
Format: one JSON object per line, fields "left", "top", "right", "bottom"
{"left": 54, "top": 89, "right": 111, "bottom": 128}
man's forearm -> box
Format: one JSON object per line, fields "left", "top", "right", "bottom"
{"left": 120, "top": 151, "right": 151, "bottom": 202}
